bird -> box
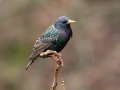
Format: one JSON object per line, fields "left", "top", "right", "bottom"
{"left": 26, "top": 16, "right": 76, "bottom": 70}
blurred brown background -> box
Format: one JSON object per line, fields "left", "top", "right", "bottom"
{"left": 0, "top": 0, "right": 120, "bottom": 90}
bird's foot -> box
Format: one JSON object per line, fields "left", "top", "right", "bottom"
{"left": 40, "top": 50, "right": 63, "bottom": 67}
{"left": 40, "top": 50, "right": 62, "bottom": 58}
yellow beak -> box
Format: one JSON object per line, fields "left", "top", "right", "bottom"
{"left": 67, "top": 20, "right": 76, "bottom": 24}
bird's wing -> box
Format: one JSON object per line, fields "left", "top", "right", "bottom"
{"left": 27, "top": 37, "right": 57, "bottom": 61}
{"left": 33, "top": 37, "right": 56, "bottom": 53}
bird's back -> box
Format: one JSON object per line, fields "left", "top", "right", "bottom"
{"left": 41, "top": 25, "right": 70, "bottom": 52}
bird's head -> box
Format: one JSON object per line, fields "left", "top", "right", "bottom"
{"left": 54, "top": 16, "right": 76, "bottom": 30}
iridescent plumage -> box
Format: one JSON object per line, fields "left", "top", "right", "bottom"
{"left": 27, "top": 16, "right": 75, "bottom": 69}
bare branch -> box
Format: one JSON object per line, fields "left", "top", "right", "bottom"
{"left": 51, "top": 58, "right": 63, "bottom": 90}
{"left": 61, "top": 78, "right": 65, "bottom": 90}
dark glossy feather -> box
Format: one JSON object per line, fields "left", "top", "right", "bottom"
{"left": 27, "top": 16, "right": 73, "bottom": 62}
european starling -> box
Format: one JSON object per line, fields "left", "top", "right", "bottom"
{"left": 26, "top": 16, "right": 75, "bottom": 70}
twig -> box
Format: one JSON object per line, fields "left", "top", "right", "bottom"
{"left": 61, "top": 78, "right": 65, "bottom": 90}
{"left": 51, "top": 58, "right": 62, "bottom": 90}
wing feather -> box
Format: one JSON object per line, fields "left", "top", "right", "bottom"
{"left": 27, "top": 37, "right": 56, "bottom": 60}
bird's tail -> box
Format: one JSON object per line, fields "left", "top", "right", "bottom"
{"left": 27, "top": 54, "right": 34, "bottom": 61}
{"left": 26, "top": 59, "right": 34, "bottom": 70}
{"left": 26, "top": 55, "right": 38, "bottom": 70}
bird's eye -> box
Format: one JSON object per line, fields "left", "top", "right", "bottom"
{"left": 62, "top": 21, "right": 67, "bottom": 24}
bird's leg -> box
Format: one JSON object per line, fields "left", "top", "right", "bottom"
{"left": 40, "top": 50, "right": 63, "bottom": 66}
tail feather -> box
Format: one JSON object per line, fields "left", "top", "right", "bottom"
{"left": 27, "top": 55, "right": 33, "bottom": 61}
{"left": 26, "top": 60, "right": 34, "bottom": 70}
{"left": 26, "top": 55, "right": 39, "bottom": 70}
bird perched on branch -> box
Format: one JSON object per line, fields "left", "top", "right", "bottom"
{"left": 26, "top": 16, "right": 76, "bottom": 70}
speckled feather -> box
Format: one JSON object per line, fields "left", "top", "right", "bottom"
{"left": 27, "top": 16, "right": 73, "bottom": 61}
